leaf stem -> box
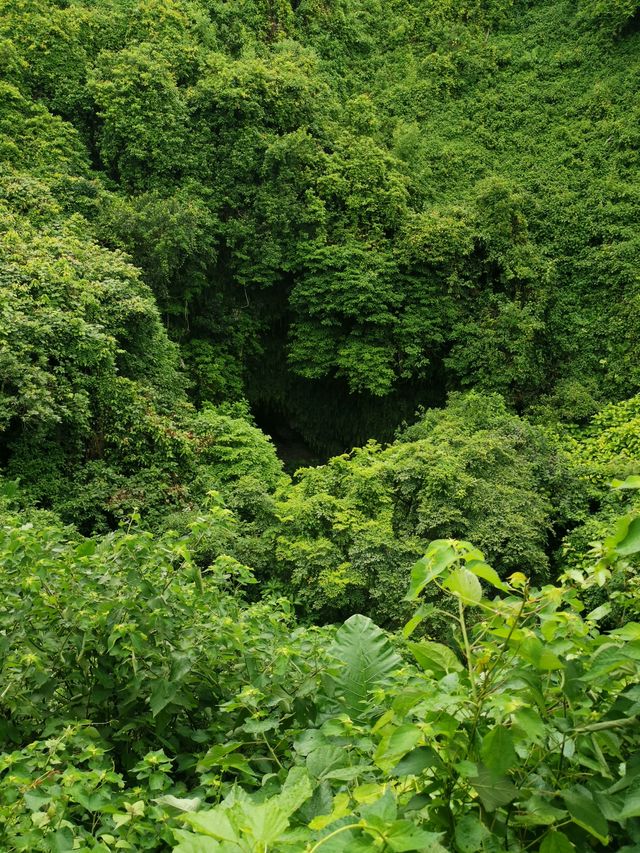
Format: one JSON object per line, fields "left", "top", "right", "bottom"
{"left": 307, "top": 823, "right": 363, "bottom": 852}
{"left": 458, "top": 597, "right": 476, "bottom": 701}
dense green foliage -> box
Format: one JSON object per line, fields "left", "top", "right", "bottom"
{"left": 2, "top": 484, "right": 640, "bottom": 851}
{"left": 2, "top": 0, "right": 640, "bottom": 849}
{"left": 3, "top": 0, "right": 640, "bottom": 460}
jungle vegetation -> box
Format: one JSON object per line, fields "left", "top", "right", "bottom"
{"left": 1, "top": 0, "right": 640, "bottom": 849}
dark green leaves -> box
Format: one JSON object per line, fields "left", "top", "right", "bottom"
{"left": 480, "top": 727, "right": 517, "bottom": 775}
{"left": 561, "top": 788, "right": 609, "bottom": 845}
{"left": 539, "top": 831, "right": 575, "bottom": 853}
{"left": 469, "top": 766, "right": 518, "bottom": 812}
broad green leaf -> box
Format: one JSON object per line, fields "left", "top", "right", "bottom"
{"left": 242, "top": 801, "right": 290, "bottom": 844}
{"left": 75, "top": 540, "right": 97, "bottom": 558}
{"left": 308, "top": 792, "right": 351, "bottom": 830}
{"left": 317, "top": 830, "right": 372, "bottom": 853}
{"left": 402, "top": 605, "right": 436, "bottom": 639}
{"left": 149, "top": 680, "right": 179, "bottom": 716}
{"left": 306, "top": 746, "right": 346, "bottom": 780}
{"left": 514, "top": 795, "right": 567, "bottom": 826}
{"left": 480, "top": 726, "right": 517, "bottom": 774}
{"left": 466, "top": 559, "right": 507, "bottom": 591}
{"left": 616, "top": 516, "right": 640, "bottom": 555}
{"left": 539, "top": 830, "right": 575, "bottom": 852}
{"left": 583, "top": 644, "right": 640, "bottom": 681}
{"left": 620, "top": 787, "right": 640, "bottom": 820}
{"left": 470, "top": 765, "right": 518, "bottom": 812}
{"left": 518, "top": 637, "right": 563, "bottom": 671}
{"left": 23, "top": 790, "right": 51, "bottom": 811}
{"left": 561, "top": 788, "right": 609, "bottom": 844}
{"left": 611, "top": 475, "right": 640, "bottom": 490}
{"left": 360, "top": 789, "right": 397, "bottom": 821}
{"left": 512, "top": 707, "right": 546, "bottom": 744}
{"left": 172, "top": 829, "right": 222, "bottom": 852}
{"left": 562, "top": 659, "right": 584, "bottom": 702}
{"left": 391, "top": 746, "right": 443, "bottom": 777}
{"left": 611, "top": 622, "right": 640, "bottom": 641}
{"left": 443, "top": 567, "right": 482, "bottom": 606}
{"left": 405, "top": 541, "right": 457, "bottom": 600}
{"left": 586, "top": 603, "right": 611, "bottom": 621}
{"left": 454, "top": 814, "right": 490, "bottom": 853}
{"left": 374, "top": 724, "right": 422, "bottom": 772}
{"left": 276, "top": 767, "right": 313, "bottom": 816}
{"left": 366, "top": 819, "right": 443, "bottom": 852}
{"left": 155, "top": 795, "right": 201, "bottom": 812}
{"left": 325, "top": 614, "right": 401, "bottom": 720}
{"left": 407, "top": 640, "right": 463, "bottom": 676}
{"left": 323, "top": 765, "right": 373, "bottom": 781}
{"left": 185, "top": 809, "right": 237, "bottom": 842}
{"left": 354, "top": 783, "right": 388, "bottom": 804}
{"left": 51, "top": 828, "right": 75, "bottom": 853}
{"left": 197, "top": 743, "right": 256, "bottom": 778}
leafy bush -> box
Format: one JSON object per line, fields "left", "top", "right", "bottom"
{"left": 2, "top": 480, "right": 640, "bottom": 851}
{"left": 272, "top": 393, "right": 585, "bottom": 625}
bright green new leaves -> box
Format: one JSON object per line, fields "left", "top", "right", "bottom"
{"left": 406, "top": 541, "right": 458, "bottom": 600}
{"left": 180, "top": 770, "right": 313, "bottom": 851}
{"left": 407, "top": 538, "right": 506, "bottom": 609}
{"left": 404, "top": 517, "right": 640, "bottom": 851}
{"left": 443, "top": 567, "right": 483, "bottom": 606}
{"left": 613, "top": 516, "right": 640, "bottom": 556}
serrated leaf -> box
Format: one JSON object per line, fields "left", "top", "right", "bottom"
{"left": 369, "top": 819, "right": 443, "bottom": 852}
{"left": 171, "top": 830, "right": 221, "bottom": 853}
{"left": 518, "top": 637, "right": 562, "bottom": 671}
{"left": 276, "top": 767, "right": 313, "bottom": 817}
{"left": 242, "top": 801, "right": 289, "bottom": 844}
{"left": 360, "top": 789, "right": 397, "bottom": 822}
{"left": 51, "top": 828, "right": 74, "bottom": 853}
{"left": 185, "top": 809, "right": 237, "bottom": 842}
{"left": 308, "top": 792, "right": 351, "bottom": 830}
{"left": 149, "top": 680, "right": 177, "bottom": 717}
{"left": 512, "top": 707, "right": 546, "bottom": 743}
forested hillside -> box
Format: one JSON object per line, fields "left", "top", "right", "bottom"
{"left": 2, "top": 0, "right": 640, "bottom": 849}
